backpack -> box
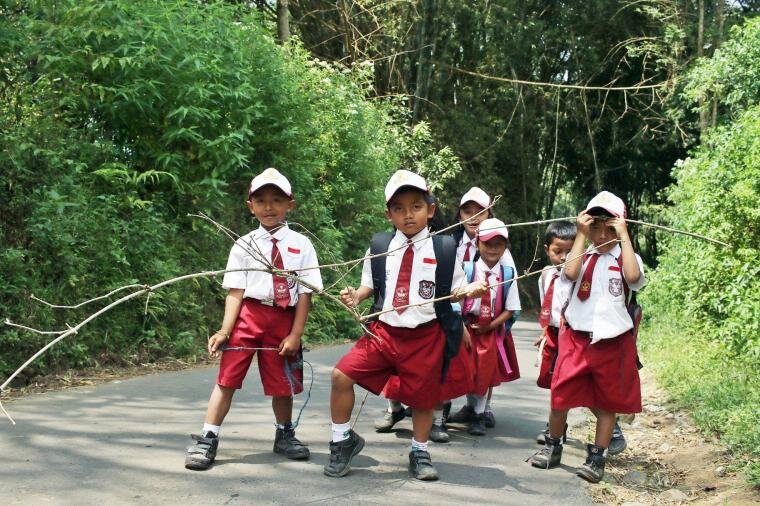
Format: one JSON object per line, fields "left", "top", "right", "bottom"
{"left": 462, "top": 261, "right": 519, "bottom": 331}
{"left": 369, "top": 232, "right": 463, "bottom": 381}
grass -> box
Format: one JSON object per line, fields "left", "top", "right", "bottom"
{"left": 640, "top": 317, "right": 760, "bottom": 486}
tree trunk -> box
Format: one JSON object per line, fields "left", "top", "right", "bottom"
{"left": 711, "top": 0, "right": 724, "bottom": 127}
{"left": 277, "top": 0, "right": 290, "bottom": 44}
{"left": 697, "top": 0, "right": 709, "bottom": 134}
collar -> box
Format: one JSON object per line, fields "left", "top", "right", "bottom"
{"left": 393, "top": 227, "right": 429, "bottom": 251}
{"left": 255, "top": 223, "right": 289, "bottom": 241}
{"left": 586, "top": 243, "right": 621, "bottom": 258}
{"left": 476, "top": 257, "right": 500, "bottom": 277}
{"left": 460, "top": 233, "right": 476, "bottom": 247}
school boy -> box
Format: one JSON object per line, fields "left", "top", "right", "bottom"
{"left": 457, "top": 218, "right": 520, "bottom": 436}
{"left": 530, "top": 191, "right": 644, "bottom": 483}
{"left": 185, "top": 168, "right": 323, "bottom": 470}
{"left": 325, "top": 170, "right": 486, "bottom": 481}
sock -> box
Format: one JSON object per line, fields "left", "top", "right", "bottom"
{"left": 466, "top": 394, "right": 477, "bottom": 408}
{"left": 275, "top": 421, "right": 292, "bottom": 430}
{"left": 331, "top": 422, "right": 351, "bottom": 443}
{"left": 473, "top": 394, "right": 487, "bottom": 414}
{"left": 485, "top": 400, "right": 493, "bottom": 413}
{"left": 388, "top": 400, "right": 403, "bottom": 413}
{"left": 202, "top": 423, "right": 220, "bottom": 437}
{"left": 411, "top": 438, "right": 428, "bottom": 452}
{"left": 433, "top": 409, "right": 444, "bottom": 426}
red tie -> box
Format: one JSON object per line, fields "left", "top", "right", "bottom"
{"left": 392, "top": 240, "right": 414, "bottom": 313}
{"left": 477, "top": 271, "right": 493, "bottom": 327}
{"left": 538, "top": 272, "right": 558, "bottom": 328}
{"left": 463, "top": 241, "right": 472, "bottom": 262}
{"left": 271, "top": 238, "right": 291, "bottom": 309}
{"left": 576, "top": 253, "right": 598, "bottom": 301}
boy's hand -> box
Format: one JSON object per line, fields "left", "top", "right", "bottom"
{"left": 576, "top": 210, "right": 593, "bottom": 236}
{"left": 462, "top": 326, "right": 472, "bottom": 351}
{"left": 340, "top": 287, "right": 359, "bottom": 307}
{"left": 279, "top": 334, "right": 301, "bottom": 356}
{"left": 606, "top": 216, "right": 629, "bottom": 239}
{"left": 208, "top": 331, "right": 229, "bottom": 358}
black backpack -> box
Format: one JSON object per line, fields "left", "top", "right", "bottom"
{"left": 369, "top": 232, "right": 463, "bottom": 381}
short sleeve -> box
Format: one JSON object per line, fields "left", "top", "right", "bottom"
{"left": 505, "top": 277, "right": 522, "bottom": 310}
{"left": 625, "top": 254, "right": 646, "bottom": 292}
{"left": 359, "top": 248, "right": 373, "bottom": 289}
{"left": 296, "top": 239, "right": 323, "bottom": 294}
{"left": 222, "top": 240, "right": 248, "bottom": 290}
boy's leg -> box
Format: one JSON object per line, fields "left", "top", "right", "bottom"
{"left": 272, "top": 395, "right": 310, "bottom": 460}
{"left": 576, "top": 408, "right": 614, "bottom": 483}
{"left": 409, "top": 408, "right": 439, "bottom": 481}
{"left": 430, "top": 401, "right": 450, "bottom": 443}
{"left": 591, "top": 407, "right": 627, "bottom": 455}
{"left": 593, "top": 409, "right": 615, "bottom": 448}
{"left": 185, "top": 385, "right": 235, "bottom": 471}
{"left": 529, "top": 408, "right": 567, "bottom": 469}
{"left": 324, "top": 368, "right": 366, "bottom": 477}
{"left": 330, "top": 368, "right": 356, "bottom": 423}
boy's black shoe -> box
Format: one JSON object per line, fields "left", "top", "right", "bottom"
{"left": 185, "top": 431, "right": 219, "bottom": 470}
{"left": 528, "top": 436, "right": 563, "bottom": 469}
{"left": 468, "top": 417, "right": 487, "bottom": 436}
{"left": 374, "top": 409, "right": 405, "bottom": 432}
{"left": 607, "top": 422, "right": 627, "bottom": 455}
{"left": 273, "top": 423, "right": 310, "bottom": 460}
{"left": 536, "top": 422, "right": 568, "bottom": 445}
{"left": 409, "top": 450, "right": 439, "bottom": 481}
{"left": 323, "top": 430, "right": 365, "bottom": 477}
{"left": 430, "top": 423, "right": 450, "bottom": 443}
{"left": 576, "top": 444, "right": 606, "bottom": 483}
{"left": 481, "top": 410, "right": 496, "bottom": 428}
{"left": 447, "top": 404, "right": 476, "bottom": 424}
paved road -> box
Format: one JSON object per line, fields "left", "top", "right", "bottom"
{"left": 4, "top": 321, "right": 590, "bottom": 505}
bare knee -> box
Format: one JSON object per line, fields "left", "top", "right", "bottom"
{"left": 331, "top": 368, "right": 354, "bottom": 391}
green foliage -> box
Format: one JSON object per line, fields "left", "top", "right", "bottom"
{"left": 0, "top": 0, "right": 434, "bottom": 378}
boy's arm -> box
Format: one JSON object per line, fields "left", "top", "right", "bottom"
{"left": 339, "top": 286, "right": 374, "bottom": 307}
{"left": 208, "top": 288, "right": 245, "bottom": 357}
{"left": 280, "top": 293, "right": 312, "bottom": 356}
{"left": 609, "top": 217, "right": 642, "bottom": 284}
{"left": 564, "top": 211, "right": 593, "bottom": 281}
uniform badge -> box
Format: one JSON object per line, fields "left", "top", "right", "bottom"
{"left": 418, "top": 280, "right": 435, "bottom": 299}
{"left": 275, "top": 284, "right": 290, "bottom": 298}
{"left": 480, "top": 305, "right": 491, "bottom": 318}
{"left": 608, "top": 278, "right": 623, "bottom": 297}
{"left": 580, "top": 280, "right": 591, "bottom": 293}
{"left": 287, "top": 276, "right": 297, "bottom": 289}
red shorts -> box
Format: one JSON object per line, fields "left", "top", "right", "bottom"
{"left": 537, "top": 326, "right": 559, "bottom": 389}
{"left": 467, "top": 325, "right": 501, "bottom": 396}
{"left": 336, "top": 320, "right": 445, "bottom": 410}
{"left": 550, "top": 326, "right": 641, "bottom": 413}
{"left": 217, "top": 299, "right": 303, "bottom": 396}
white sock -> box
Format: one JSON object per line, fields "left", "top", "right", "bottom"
{"left": 331, "top": 422, "right": 351, "bottom": 443}
{"left": 473, "top": 395, "right": 487, "bottom": 414}
{"left": 466, "top": 394, "right": 477, "bottom": 407}
{"left": 388, "top": 399, "right": 403, "bottom": 413}
{"left": 433, "top": 409, "right": 444, "bottom": 426}
{"left": 485, "top": 400, "right": 493, "bottom": 412}
{"left": 411, "top": 438, "right": 428, "bottom": 452}
{"left": 202, "top": 423, "right": 220, "bottom": 437}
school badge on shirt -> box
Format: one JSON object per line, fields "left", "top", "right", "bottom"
{"left": 418, "top": 280, "right": 435, "bottom": 299}
{"left": 580, "top": 280, "right": 591, "bottom": 293}
{"left": 608, "top": 278, "right": 623, "bottom": 297}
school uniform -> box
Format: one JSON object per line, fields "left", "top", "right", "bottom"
{"left": 335, "top": 228, "right": 466, "bottom": 410}
{"left": 536, "top": 266, "right": 572, "bottom": 389}
{"left": 551, "top": 244, "right": 645, "bottom": 413}
{"left": 217, "top": 224, "right": 323, "bottom": 395}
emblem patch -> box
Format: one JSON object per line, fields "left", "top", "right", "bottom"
{"left": 276, "top": 284, "right": 290, "bottom": 297}
{"left": 608, "top": 278, "right": 623, "bottom": 297}
{"left": 418, "top": 280, "right": 435, "bottom": 299}
{"left": 287, "top": 276, "right": 297, "bottom": 289}
{"left": 580, "top": 280, "right": 591, "bottom": 292}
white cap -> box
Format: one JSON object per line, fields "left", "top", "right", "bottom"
{"left": 459, "top": 187, "right": 490, "bottom": 209}
{"left": 585, "top": 191, "right": 626, "bottom": 218}
{"left": 477, "top": 218, "right": 509, "bottom": 241}
{"left": 384, "top": 170, "right": 428, "bottom": 203}
{"left": 248, "top": 168, "right": 292, "bottom": 198}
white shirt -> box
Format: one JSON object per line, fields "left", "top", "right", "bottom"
{"left": 464, "top": 258, "right": 519, "bottom": 317}
{"left": 563, "top": 244, "right": 645, "bottom": 342}
{"left": 538, "top": 267, "right": 572, "bottom": 328}
{"left": 222, "top": 225, "right": 323, "bottom": 304}
{"left": 360, "top": 229, "right": 466, "bottom": 328}
{"left": 456, "top": 234, "right": 478, "bottom": 264}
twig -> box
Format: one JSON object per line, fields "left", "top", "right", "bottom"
{"left": 624, "top": 219, "right": 729, "bottom": 248}
{"left": 30, "top": 285, "right": 146, "bottom": 309}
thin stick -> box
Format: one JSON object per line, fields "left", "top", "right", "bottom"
{"left": 351, "top": 390, "right": 371, "bottom": 429}
{"left": 625, "top": 218, "right": 729, "bottom": 247}
{"left": 30, "top": 285, "right": 146, "bottom": 309}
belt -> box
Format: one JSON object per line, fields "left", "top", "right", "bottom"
{"left": 246, "top": 298, "right": 294, "bottom": 310}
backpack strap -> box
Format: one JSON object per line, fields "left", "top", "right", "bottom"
{"left": 369, "top": 232, "right": 394, "bottom": 318}
{"left": 463, "top": 261, "right": 475, "bottom": 283}
{"left": 432, "top": 234, "right": 464, "bottom": 381}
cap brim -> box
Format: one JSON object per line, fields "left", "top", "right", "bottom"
{"left": 249, "top": 183, "right": 292, "bottom": 198}
{"left": 479, "top": 231, "right": 509, "bottom": 242}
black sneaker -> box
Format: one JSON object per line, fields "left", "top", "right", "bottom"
{"left": 536, "top": 422, "right": 568, "bottom": 445}
{"left": 323, "top": 430, "right": 365, "bottom": 477}
{"left": 430, "top": 423, "right": 450, "bottom": 443}
{"left": 528, "top": 436, "right": 563, "bottom": 469}
{"left": 468, "top": 417, "right": 487, "bottom": 436}
{"left": 374, "top": 410, "right": 405, "bottom": 432}
{"left": 403, "top": 405, "right": 413, "bottom": 417}
{"left": 447, "top": 404, "right": 476, "bottom": 424}
{"left": 608, "top": 422, "right": 627, "bottom": 455}
{"left": 409, "top": 450, "right": 439, "bottom": 481}
{"left": 481, "top": 410, "right": 496, "bottom": 428}
{"left": 576, "top": 444, "right": 606, "bottom": 483}
{"left": 273, "top": 423, "right": 310, "bottom": 460}
{"left": 185, "top": 431, "right": 219, "bottom": 470}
